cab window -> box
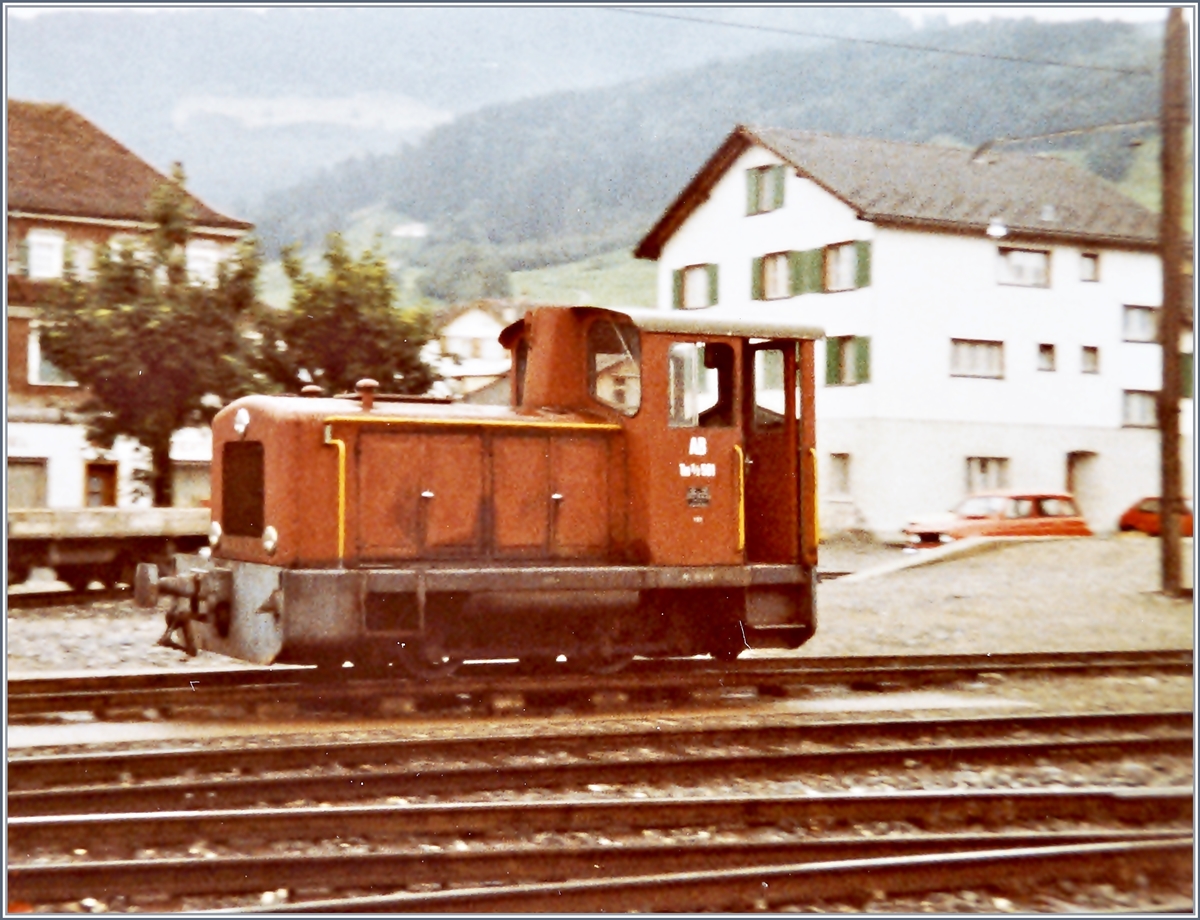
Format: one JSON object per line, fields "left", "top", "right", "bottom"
{"left": 588, "top": 320, "right": 641, "bottom": 415}
{"left": 668, "top": 342, "right": 735, "bottom": 428}
{"left": 752, "top": 347, "right": 786, "bottom": 429}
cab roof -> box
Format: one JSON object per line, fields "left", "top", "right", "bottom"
{"left": 500, "top": 305, "right": 824, "bottom": 348}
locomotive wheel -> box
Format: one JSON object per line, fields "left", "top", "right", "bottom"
{"left": 574, "top": 651, "right": 634, "bottom": 675}
{"left": 708, "top": 618, "right": 746, "bottom": 663}
{"left": 399, "top": 638, "right": 461, "bottom": 679}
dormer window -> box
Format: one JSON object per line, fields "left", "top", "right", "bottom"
{"left": 746, "top": 165, "right": 785, "bottom": 215}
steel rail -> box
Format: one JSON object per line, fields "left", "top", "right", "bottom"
{"left": 228, "top": 837, "right": 1197, "bottom": 913}
{"left": 8, "top": 786, "right": 1191, "bottom": 853}
{"left": 7, "top": 829, "right": 1182, "bottom": 904}
{"left": 6, "top": 587, "right": 132, "bottom": 609}
{"left": 9, "top": 730, "right": 1192, "bottom": 817}
{"left": 8, "top": 649, "right": 1192, "bottom": 716}
{"left": 9, "top": 709, "right": 1192, "bottom": 791}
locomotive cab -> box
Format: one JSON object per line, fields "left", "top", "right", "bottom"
{"left": 138, "top": 305, "right": 823, "bottom": 674}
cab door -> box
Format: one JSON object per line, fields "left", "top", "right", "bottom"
{"left": 742, "top": 341, "right": 800, "bottom": 564}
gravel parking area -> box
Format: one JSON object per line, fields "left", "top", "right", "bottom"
{"left": 5, "top": 535, "right": 1193, "bottom": 675}
{"left": 804, "top": 535, "right": 1193, "bottom": 658}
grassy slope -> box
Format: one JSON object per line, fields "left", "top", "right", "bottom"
{"left": 510, "top": 249, "right": 657, "bottom": 308}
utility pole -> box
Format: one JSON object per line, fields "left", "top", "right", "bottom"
{"left": 1158, "top": 7, "right": 1189, "bottom": 597}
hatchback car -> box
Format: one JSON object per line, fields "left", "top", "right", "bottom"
{"left": 903, "top": 491, "right": 1093, "bottom": 548}
{"left": 1118, "top": 497, "right": 1194, "bottom": 537}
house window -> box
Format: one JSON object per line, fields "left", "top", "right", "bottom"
{"left": 1123, "top": 305, "right": 1159, "bottom": 343}
{"left": 1123, "top": 390, "right": 1157, "bottom": 427}
{"left": 761, "top": 252, "right": 791, "bottom": 300}
{"left": 829, "top": 453, "right": 850, "bottom": 495}
{"left": 186, "top": 239, "right": 221, "bottom": 286}
{"left": 746, "top": 164, "right": 785, "bottom": 215}
{"left": 825, "top": 336, "right": 870, "bottom": 386}
{"left": 68, "top": 241, "right": 95, "bottom": 280}
{"left": 588, "top": 319, "right": 641, "bottom": 416}
{"left": 1080, "top": 252, "right": 1099, "bottom": 282}
{"left": 951, "top": 339, "right": 1004, "bottom": 379}
{"left": 8, "top": 458, "right": 48, "bottom": 509}
{"left": 997, "top": 247, "right": 1050, "bottom": 287}
{"left": 26, "top": 328, "right": 77, "bottom": 386}
{"left": 824, "top": 242, "right": 858, "bottom": 292}
{"left": 966, "top": 456, "right": 1009, "bottom": 493}
{"left": 26, "top": 229, "right": 66, "bottom": 280}
{"left": 1037, "top": 343, "right": 1056, "bottom": 372}
{"left": 673, "top": 263, "right": 718, "bottom": 309}
{"left": 1081, "top": 346, "right": 1100, "bottom": 374}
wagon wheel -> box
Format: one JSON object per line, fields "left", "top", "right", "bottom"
{"left": 8, "top": 560, "right": 30, "bottom": 587}
{"left": 58, "top": 567, "right": 95, "bottom": 593}
{"left": 398, "top": 635, "right": 461, "bottom": 679}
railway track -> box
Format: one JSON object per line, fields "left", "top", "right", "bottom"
{"left": 7, "top": 709, "right": 1193, "bottom": 815}
{"left": 8, "top": 654, "right": 1193, "bottom": 911}
{"left": 6, "top": 586, "right": 132, "bottom": 609}
{"left": 9, "top": 648, "right": 1192, "bottom": 720}
{"left": 9, "top": 786, "right": 1192, "bottom": 910}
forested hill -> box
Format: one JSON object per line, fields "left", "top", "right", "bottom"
{"left": 253, "top": 17, "right": 1162, "bottom": 267}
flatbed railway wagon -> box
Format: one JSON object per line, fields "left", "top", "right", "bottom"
{"left": 136, "top": 305, "right": 823, "bottom": 674}
{"left": 8, "top": 507, "right": 210, "bottom": 591}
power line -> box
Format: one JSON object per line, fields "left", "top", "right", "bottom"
{"left": 973, "top": 119, "right": 1158, "bottom": 157}
{"left": 607, "top": 8, "right": 1157, "bottom": 78}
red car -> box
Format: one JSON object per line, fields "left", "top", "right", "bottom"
{"left": 903, "top": 491, "right": 1093, "bottom": 548}
{"left": 1118, "top": 498, "right": 1194, "bottom": 537}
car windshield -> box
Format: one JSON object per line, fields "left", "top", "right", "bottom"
{"left": 955, "top": 496, "right": 1007, "bottom": 518}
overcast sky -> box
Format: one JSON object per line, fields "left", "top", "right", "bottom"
{"left": 5, "top": 4, "right": 1178, "bottom": 23}
{"left": 894, "top": 5, "right": 1172, "bottom": 26}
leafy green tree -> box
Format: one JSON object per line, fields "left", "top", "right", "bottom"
{"left": 256, "top": 233, "right": 437, "bottom": 395}
{"left": 38, "top": 165, "right": 261, "bottom": 507}
{"left": 418, "top": 241, "right": 511, "bottom": 304}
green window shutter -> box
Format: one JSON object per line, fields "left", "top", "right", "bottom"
{"left": 825, "top": 338, "right": 842, "bottom": 386}
{"left": 772, "top": 164, "right": 786, "bottom": 210}
{"left": 855, "top": 240, "right": 872, "bottom": 288}
{"left": 800, "top": 249, "right": 824, "bottom": 294}
{"left": 706, "top": 263, "right": 719, "bottom": 306}
{"left": 751, "top": 256, "right": 763, "bottom": 300}
{"left": 854, "top": 336, "right": 871, "bottom": 384}
{"left": 1181, "top": 352, "right": 1193, "bottom": 399}
{"left": 788, "top": 251, "right": 803, "bottom": 296}
{"left": 746, "top": 169, "right": 761, "bottom": 215}
{"left": 672, "top": 268, "right": 683, "bottom": 310}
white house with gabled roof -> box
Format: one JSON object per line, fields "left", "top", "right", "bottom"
{"left": 635, "top": 125, "right": 1192, "bottom": 538}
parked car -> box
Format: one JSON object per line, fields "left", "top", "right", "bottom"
{"left": 903, "top": 491, "right": 1093, "bottom": 548}
{"left": 1118, "top": 497, "right": 1194, "bottom": 537}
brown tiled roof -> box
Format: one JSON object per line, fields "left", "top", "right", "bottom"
{"left": 636, "top": 125, "right": 1159, "bottom": 260}
{"left": 7, "top": 100, "right": 251, "bottom": 231}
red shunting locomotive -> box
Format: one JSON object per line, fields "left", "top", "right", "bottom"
{"left": 136, "top": 305, "right": 823, "bottom": 675}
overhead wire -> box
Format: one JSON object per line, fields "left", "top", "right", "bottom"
{"left": 606, "top": 7, "right": 1158, "bottom": 78}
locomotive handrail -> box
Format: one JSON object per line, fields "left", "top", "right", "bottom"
{"left": 323, "top": 424, "right": 347, "bottom": 562}
{"left": 319, "top": 415, "right": 621, "bottom": 431}
{"left": 733, "top": 444, "right": 746, "bottom": 553}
